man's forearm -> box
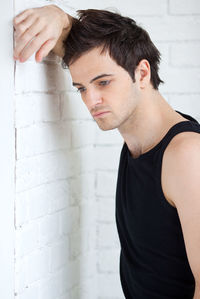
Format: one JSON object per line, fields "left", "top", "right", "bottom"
{"left": 52, "top": 13, "right": 74, "bottom": 58}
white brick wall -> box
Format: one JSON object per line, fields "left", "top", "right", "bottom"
{"left": 14, "top": 1, "right": 96, "bottom": 298}
{"left": 14, "top": 1, "right": 200, "bottom": 299}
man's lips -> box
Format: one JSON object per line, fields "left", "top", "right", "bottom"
{"left": 92, "top": 111, "right": 110, "bottom": 117}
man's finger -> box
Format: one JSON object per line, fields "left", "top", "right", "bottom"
{"left": 14, "top": 19, "right": 43, "bottom": 58}
{"left": 13, "top": 8, "right": 33, "bottom": 26}
{"left": 18, "top": 30, "right": 52, "bottom": 62}
{"left": 35, "top": 39, "right": 57, "bottom": 62}
{"left": 14, "top": 14, "right": 36, "bottom": 38}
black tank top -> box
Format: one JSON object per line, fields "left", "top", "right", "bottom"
{"left": 115, "top": 110, "right": 200, "bottom": 298}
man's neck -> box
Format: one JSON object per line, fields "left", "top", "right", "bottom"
{"left": 118, "top": 90, "right": 187, "bottom": 159}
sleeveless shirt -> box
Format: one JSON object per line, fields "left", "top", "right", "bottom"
{"left": 115, "top": 110, "right": 200, "bottom": 298}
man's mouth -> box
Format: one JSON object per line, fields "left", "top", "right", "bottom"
{"left": 93, "top": 111, "right": 110, "bottom": 117}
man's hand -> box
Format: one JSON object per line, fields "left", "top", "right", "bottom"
{"left": 13, "top": 5, "right": 72, "bottom": 63}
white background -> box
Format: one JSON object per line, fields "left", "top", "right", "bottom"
{"left": 7, "top": 0, "right": 200, "bottom": 298}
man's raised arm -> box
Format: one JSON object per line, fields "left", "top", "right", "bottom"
{"left": 51, "top": 25, "right": 72, "bottom": 58}
{"left": 13, "top": 5, "right": 74, "bottom": 63}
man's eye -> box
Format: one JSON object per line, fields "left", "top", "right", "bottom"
{"left": 77, "top": 87, "right": 86, "bottom": 93}
{"left": 99, "top": 80, "right": 110, "bottom": 86}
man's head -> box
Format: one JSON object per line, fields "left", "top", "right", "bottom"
{"left": 62, "top": 9, "right": 164, "bottom": 131}
{"left": 62, "top": 9, "right": 163, "bottom": 89}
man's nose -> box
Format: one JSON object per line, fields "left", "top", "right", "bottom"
{"left": 84, "top": 88, "right": 103, "bottom": 110}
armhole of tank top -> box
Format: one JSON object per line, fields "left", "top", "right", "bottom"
{"left": 157, "top": 148, "right": 177, "bottom": 211}
{"left": 156, "top": 124, "right": 200, "bottom": 211}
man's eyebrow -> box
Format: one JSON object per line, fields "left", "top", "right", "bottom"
{"left": 72, "top": 73, "right": 114, "bottom": 86}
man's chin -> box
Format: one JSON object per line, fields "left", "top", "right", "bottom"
{"left": 96, "top": 122, "right": 118, "bottom": 131}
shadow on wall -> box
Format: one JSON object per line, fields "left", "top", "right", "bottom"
{"left": 42, "top": 54, "right": 96, "bottom": 298}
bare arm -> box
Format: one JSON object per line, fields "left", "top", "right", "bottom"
{"left": 193, "top": 283, "right": 200, "bottom": 299}
{"left": 13, "top": 5, "right": 73, "bottom": 62}
{"left": 51, "top": 15, "right": 73, "bottom": 58}
{"left": 165, "top": 138, "right": 200, "bottom": 298}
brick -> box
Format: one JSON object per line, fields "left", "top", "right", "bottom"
{"left": 15, "top": 93, "right": 60, "bottom": 128}
{"left": 60, "top": 259, "right": 81, "bottom": 290}
{"left": 170, "top": 94, "right": 200, "bottom": 120}
{"left": 15, "top": 257, "right": 28, "bottom": 292}
{"left": 169, "top": 0, "right": 200, "bottom": 15}
{"left": 26, "top": 186, "right": 52, "bottom": 220}
{"left": 15, "top": 248, "right": 50, "bottom": 293}
{"left": 79, "top": 203, "right": 96, "bottom": 229}
{"left": 95, "top": 126, "right": 123, "bottom": 145}
{"left": 26, "top": 248, "right": 50, "bottom": 283}
{"left": 14, "top": 50, "right": 60, "bottom": 65}
{"left": 66, "top": 0, "right": 167, "bottom": 16}
{"left": 17, "top": 122, "right": 71, "bottom": 158}
{"left": 87, "top": 226, "right": 97, "bottom": 251}
{"left": 50, "top": 238, "right": 69, "bottom": 272}
{"left": 39, "top": 213, "right": 60, "bottom": 246}
{"left": 96, "top": 171, "right": 118, "bottom": 197}
{"left": 15, "top": 62, "right": 72, "bottom": 94}
{"left": 156, "top": 42, "right": 170, "bottom": 68}
{"left": 97, "top": 249, "right": 120, "bottom": 273}
{"left": 97, "top": 197, "right": 115, "bottom": 223}
{"left": 61, "top": 91, "right": 92, "bottom": 120}
{"left": 137, "top": 15, "right": 200, "bottom": 42}
{"left": 16, "top": 283, "right": 39, "bottom": 299}
{"left": 71, "top": 120, "right": 96, "bottom": 148}
{"left": 70, "top": 146, "right": 94, "bottom": 175}
{"left": 16, "top": 181, "right": 69, "bottom": 222}
{"left": 159, "top": 67, "right": 200, "bottom": 93}
{"left": 38, "top": 270, "right": 64, "bottom": 299}
{"left": 15, "top": 223, "right": 39, "bottom": 257}
{"left": 94, "top": 145, "right": 122, "bottom": 171}
{"left": 15, "top": 0, "right": 55, "bottom": 14}
{"left": 79, "top": 201, "right": 96, "bottom": 229}
{"left": 17, "top": 122, "right": 71, "bottom": 159}
{"left": 79, "top": 252, "right": 96, "bottom": 280}
{"left": 170, "top": 43, "right": 200, "bottom": 67}
{"left": 69, "top": 173, "right": 95, "bottom": 205}
{"left": 59, "top": 207, "right": 80, "bottom": 235}
{"left": 50, "top": 181, "right": 70, "bottom": 213}
{"left": 69, "top": 276, "right": 97, "bottom": 299}
{"left": 15, "top": 193, "right": 29, "bottom": 227}
{"left": 97, "top": 223, "right": 120, "bottom": 249}
{"left": 16, "top": 150, "right": 72, "bottom": 192}
{"left": 69, "top": 229, "right": 89, "bottom": 259}
{"left": 29, "top": 181, "right": 69, "bottom": 218}
{"left": 55, "top": 290, "right": 71, "bottom": 299}
{"left": 97, "top": 273, "right": 123, "bottom": 298}
{"left": 68, "top": 286, "right": 80, "bottom": 299}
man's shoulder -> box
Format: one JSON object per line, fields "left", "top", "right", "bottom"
{"left": 166, "top": 130, "right": 200, "bottom": 156}
{"left": 161, "top": 131, "right": 200, "bottom": 208}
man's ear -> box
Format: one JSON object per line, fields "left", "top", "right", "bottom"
{"left": 135, "top": 59, "right": 151, "bottom": 89}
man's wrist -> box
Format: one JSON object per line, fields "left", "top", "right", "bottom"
{"left": 48, "top": 5, "right": 72, "bottom": 30}
{"left": 62, "top": 13, "right": 73, "bottom": 30}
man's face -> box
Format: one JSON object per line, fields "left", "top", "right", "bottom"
{"left": 69, "top": 47, "right": 140, "bottom": 131}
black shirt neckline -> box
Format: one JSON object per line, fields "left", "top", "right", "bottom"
{"left": 125, "top": 110, "right": 198, "bottom": 161}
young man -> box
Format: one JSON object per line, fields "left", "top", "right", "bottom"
{"left": 13, "top": 5, "right": 200, "bottom": 299}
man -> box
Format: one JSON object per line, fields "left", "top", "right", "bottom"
{"left": 13, "top": 5, "right": 200, "bottom": 298}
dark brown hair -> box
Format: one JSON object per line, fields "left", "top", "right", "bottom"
{"left": 62, "top": 9, "right": 164, "bottom": 90}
